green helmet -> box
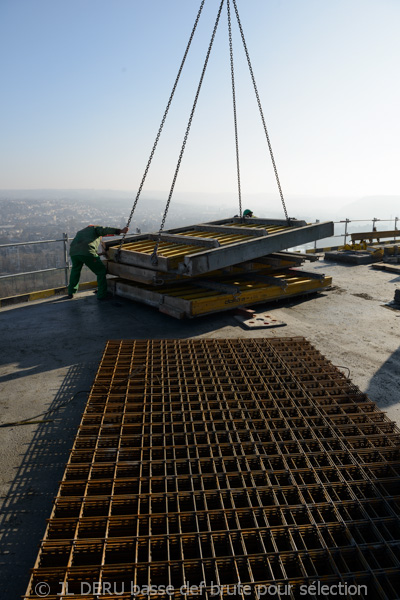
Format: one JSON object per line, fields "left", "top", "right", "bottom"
{"left": 243, "top": 209, "right": 253, "bottom": 217}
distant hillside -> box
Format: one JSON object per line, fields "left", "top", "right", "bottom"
{"left": 335, "top": 196, "right": 400, "bottom": 221}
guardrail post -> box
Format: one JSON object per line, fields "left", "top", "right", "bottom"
{"left": 63, "top": 233, "right": 69, "bottom": 287}
{"left": 343, "top": 218, "right": 350, "bottom": 246}
{"left": 395, "top": 217, "right": 398, "bottom": 242}
{"left": 314, "top": 220, "right": 320, "bottom": 251}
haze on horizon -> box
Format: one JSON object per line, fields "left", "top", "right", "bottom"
{"left": 1, "top": 0, "right": 399, "bottom": 216}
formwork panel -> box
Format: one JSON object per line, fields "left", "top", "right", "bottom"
{"left": 25, "top": 338, "right": 400, "bottom": 599}
{"left": 109, "top": 272, "right": 332, "bottom": 318}
{"left": 105, "top": 219, "right": 334, "bottom": 278}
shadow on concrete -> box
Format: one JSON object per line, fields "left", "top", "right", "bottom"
{"left": 0, "top": 292, "right": 237, "bottom": 385}
{"left": 0, "top": 290, "right": 328, "bottom": 385}
{"left": 366, "top": 345, "right": 400, "bottom": 410}
{"left": 0, "top": 292, "right": 246, "bottom": 596}
{"left": 0, "top": 363, "right": 94, "bottom": 598}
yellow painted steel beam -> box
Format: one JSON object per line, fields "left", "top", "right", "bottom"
{"left": 0, "top": 281, "right": 97, "bottom": 307}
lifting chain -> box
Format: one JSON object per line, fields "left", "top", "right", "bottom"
{"left": 120, "top": 0, "right": 290, "bottom": 268}
{"left": 151, "top": 0, "right": 225, "bottom": 266}
{"left": 115, "top": 0, "right": 206, "bottom": 260}
{"left": 232, "top": 0, "right": 289, "bottom": 222}
{"left": 227, "top": 0, "right": 242, "bottom": 219}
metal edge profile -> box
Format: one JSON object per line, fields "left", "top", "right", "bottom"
{"left": 102, "top": 217, "right": 310, "bottom": 249}
{"left": 107, "top": 246, "right": 172, "bottom": 271}
{"left": 181, "top": 221, "right": 334, "bottom": 276}
{"left": 206, "top": 217, "right": 308, "bottom": 227}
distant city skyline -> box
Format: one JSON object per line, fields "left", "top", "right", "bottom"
{"left": 1, "top": 187, "right": 399, "bottom": 223}
{"left": 1, "top": 0, "right": 399, "bottom": 209}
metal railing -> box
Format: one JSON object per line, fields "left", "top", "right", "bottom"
{"left": 333, "top": 217, "right": 399, "bottom": 247}
{"left": 0, "top": 233, "right": 71, "bottom": 288}
{"left": 1, "top": 217, "right": 399, "bottom": 296}
{"left": 309, "top": 217, "right": 399, "bottom": 252}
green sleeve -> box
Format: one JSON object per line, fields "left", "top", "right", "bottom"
{"left": 93, "top": 226, "right": 121, "bottom": 236}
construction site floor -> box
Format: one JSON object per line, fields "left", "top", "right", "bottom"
{"left": 0, "top": 260, "right": 399, "bottom": 598}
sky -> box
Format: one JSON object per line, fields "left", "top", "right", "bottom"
{"left": 0, "top": 0, "right": 399, "bottom": 216}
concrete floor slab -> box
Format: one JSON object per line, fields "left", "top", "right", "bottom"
{"left": 0, "top": 260, "right": 399, "bottom": 598}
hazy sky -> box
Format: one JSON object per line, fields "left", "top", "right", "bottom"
{"left": 1, "top": 0, "right": 399, "bottom": 211}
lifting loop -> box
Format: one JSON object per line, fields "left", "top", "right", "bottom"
{"left": 115, "top": 0, "right": 206, "bottom": 261}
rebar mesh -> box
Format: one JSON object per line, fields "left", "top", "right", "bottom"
{"left": 25, "top": 338, "right": 400, "bottom": 599}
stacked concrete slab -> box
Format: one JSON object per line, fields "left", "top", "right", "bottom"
{"left": 103, "top": 217, "right": 334, "bottom": 317}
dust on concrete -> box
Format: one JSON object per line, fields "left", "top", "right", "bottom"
{"left": 351, "top": 292, "right": 375, "bottom": 300}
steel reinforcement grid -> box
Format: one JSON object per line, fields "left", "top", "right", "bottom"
{"left": 25, "top": 338, "right": 400, "bottom": 600}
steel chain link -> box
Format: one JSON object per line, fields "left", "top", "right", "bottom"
{"left": 115, "top": 0, "right": 206, "bottom": 260}
{"left": 232, "top": 0, "right": 290, "bottom": 222}
{"left": 119, "top": 0, "right": 290, "bottom": 269}
{"left": 227, "top": 0, "right": 242, "bottom": 219}
{"left": 151, "top": 0, "right": 225, "bottom": 265}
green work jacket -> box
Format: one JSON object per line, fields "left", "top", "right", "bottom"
{"left": 69, "top": 226, "right": 122, "bottom": 257}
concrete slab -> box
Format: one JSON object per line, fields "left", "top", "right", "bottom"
{"left": 0, "top": 260, "right": 399, "bottom": 598}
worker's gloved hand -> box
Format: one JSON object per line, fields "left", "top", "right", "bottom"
{"left": 121, "top": 227, "right": 129, "bottom": 234}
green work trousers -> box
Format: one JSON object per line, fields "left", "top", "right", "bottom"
{"left": 68, "top": 254, "right": 108, "bottom": 299}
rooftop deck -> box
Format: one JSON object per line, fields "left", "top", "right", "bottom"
{"left": 0, "top": 259, "right": 399, "bottom": 597}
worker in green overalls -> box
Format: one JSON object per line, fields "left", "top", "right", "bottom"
{"left": 67, "top": 225, "right": 128, "bottom": 300}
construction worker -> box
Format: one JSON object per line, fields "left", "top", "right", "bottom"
{"left": 243, "top": 209, "right": 254, "bottom": 217}
{"left": 67, "top": 225, "right": 128, "bottom": 300}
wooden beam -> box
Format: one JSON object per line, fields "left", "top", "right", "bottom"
{"left": 192, "top": 224, "right": 267, "bottom": 237}
{"left": 193, "top": 280, "right": 242, "bottom": 294}
{"left": 351, "top": 230, "right": 399, "bottom": 242}
{"left": 147, "top": 233, "right": 220, "bottom": 247}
